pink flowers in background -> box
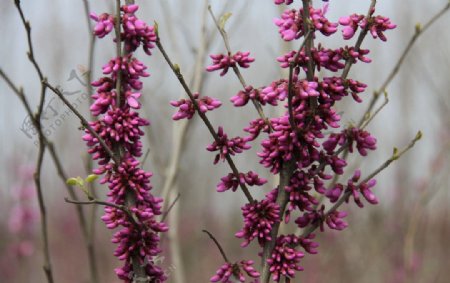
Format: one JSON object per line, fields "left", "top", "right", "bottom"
{"left": 7, "top": 165, "right": 38, "bottom": 258}
{"left": 0, "top": 165, "right": 38, "bottom": 280}
{"left": 85, "top": 3, "right": 167, "bottom": 282}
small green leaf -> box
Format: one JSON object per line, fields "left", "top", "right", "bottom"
{"left": 153, "top": 21, "right": 159, "bottom": 37}
{"left": 415, "top": 130, "right": 423, "bottom": 140}
{"left": 66, "top": 178, "right": 79, "bottom": 186}
{"left": 173, "top": 64, "right": 180, "bottom": 73}
{"left": 219, "top": 12, "right": 232, "bottom": 30}
{"left": 415, "top": 23, "right": 422, "bottom": 34}
{"left": 85, "top": 174, "right": 98, "bottom": 183}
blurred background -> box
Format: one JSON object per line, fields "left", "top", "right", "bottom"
{"left": 1, "top": 0, "right": 450, "bottom": 282}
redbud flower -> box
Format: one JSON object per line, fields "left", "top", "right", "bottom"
{"left": 326, "top": 210, "right": 348, "bottom": 230}
{"left": 299, "top": 234, "right": 319, "bottom": 254}
{"left": 339, "top": 14, "right": 365, "bottom": 40}
{"left": 170, "top": 93, "right": 222, "bottom": 120}
{"left": 235, "top": 199, "right": 280, "bottom": 247}
{"left": 217, "top": 171, "right": 267, "bottom": 193}
{"left": 230, "top": 86, "right": 261, "bottom": 107}
{"left": 207, "top": 52, "right": 255, "bottom": 76}
{"left": 325, "top": 183, "right": 344, "bottom": 203}
{"left": 210, "top": 260, "right": 260, "bottom": 283}
{"left": 369, "top": 15, "right": 397, "bottom": 41}
{"left": 121, "top": 5, "right": 157, "bottom": 54}
{"left": 274, "top": 0, "right": 293, "bottom": 5}
{"left": 90, "top": 12, "right": 115, "bottom": 38}
{"left": 346, "top": 170, "right": 378, "bottom": 207}
{"left": 348, "top": 128, "right": 377, "bottom": 156}
{"left": 267, "top": 235, "right": 304, "bottom": 282}
{"left": 260, "top": 79, "right": 288, "bottom": 106}
{"left": 207, "top": 127, "right": 251, "bottom": 164}
{"left": 244, "top": 118, "right": 271, "bottom": 141}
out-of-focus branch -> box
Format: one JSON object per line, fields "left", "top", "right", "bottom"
{"left": 161, "top": 193, "right": 181, "bottom": 222}
{"left": 80, "top": 0, "right": 100, "bottom": 281}
{"left": 13, "top": 1, "right": 53, "bottom": 281}
{"left": 202, "top": 230, "right": 230, "bottom": 263}
{"left": 1, "top": 68, "right": 96, "bottom": 283}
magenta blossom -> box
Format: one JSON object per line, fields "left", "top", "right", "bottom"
{"left": 235, "top": 199, "right": 280, "bottom": 247}
{"left": 207, "top": 127, "right": 251, "bottom": 164}
{"left": 207, "top": 51, "right": 255, "bottom": 76}
{"left": 170, "top": 93, "right": 222, "bottom": 120}
{"left": 211, "top": 260, "right": 260, "bottom": 283}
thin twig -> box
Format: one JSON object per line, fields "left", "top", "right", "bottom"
{"left": 81, "top": 1, "right": 100, "bottom": 281}
{"left": 155, "top": 36, "right": 254, "bottom": 203}
{"left": 13, "top": 2, "right": 53, "bottom": 281}
{"left": 161, "top": 193, "right": 181, "bottom": 222}
{"left": 341, "top": 0, "right": 377, "bottom": 81}
{"left": 208, "top": 5, "right": 272, "bottom": 131}
{"left": 65, "top": 198, "right": 140, "bottom": 228}
{"left": 299, "top": 131, "right": 422, "bottom": 239}
{"left": 202, "top": 230, "right": 230, "bottom": 263}
{"left": 260, "top": 1, "right": 316, "bottom": 281}
{"left": 357, "top": 2, "right": 450, "bottom": 128}
{"left": 1, "top": 68, "right": 94, "bottom": 283}
{"left": 43, "top": 81, "right": 119, "bottom": 164}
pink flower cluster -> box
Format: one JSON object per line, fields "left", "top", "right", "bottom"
{"left": 217, "top": 171, "right": 267, "bottom": 193}
{"left": 267, "top": 235, "right": 304, "bottom": 282}
{"left": 168, "top": 1, "right": 394, "bottom": 281}
{"left": 170, "top": 93, "right": 222, "bottom": 120}
{"left": 198, "top": 1, "right": 395, "bottom": 282}
{"left": 206, "top": 126, "right": 251, "bottom": 164}
{"left": 91, "top": 5, "right": 157, "bottom": 54}
{"left": 235, "top": 198, "right": 280, "bottom": 247}
{"left": 85, "top": 4, "right": 167, "bottom": 282}
{"left": 274, "top": 5, "right": 337, "bottom": 41}
{"left": 206, "top": 51, "right": 255, "bottom": 76}
{"left": 339, "top": 11, "right": 396, "bottom": 41}
{"left": 211, "top": 260, "right": 260, "bottom": 283}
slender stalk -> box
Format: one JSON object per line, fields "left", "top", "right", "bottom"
{"left": 43, "top": 81, "right": 119, "bottom": 164}
{"left": 357, "top": 2, "right": 450, "bottom": 128}
{"left": 80, "top": 1, "right": 100, "bottom": 281}
{"left": 202, "top": 230, "right": 230, "bottom": 263}
{"left": 155, "top": 36, "right": 255, "bottom": 203}
{"left": 260, "top": 2, "right": 316, "bottom": 281}
{"left": 208, "top": 6, "right": 272, "bottom": 130}
{"left": 13, "top": 2, "right": 53, "bottom": 281}
{"left": 299, "top": 131, "right": 422, "bottom": 239}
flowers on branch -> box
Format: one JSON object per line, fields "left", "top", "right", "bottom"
{"left": 170, "top": 93, "right": 222, "bottom": 120}
{"left": 85, "top": 3, "right": 167, "bottom": 282}
{"left": 207, "top": 127, "right": 251, "bottom": 164}
{"left": 207, "top": 51, "right": 255, "bottom": 76}
{"left": 210, "top": 260, "right": 260, "bottom": 283}
{"left": 267, "top": 235, "right": 304, "bottom": 282}
{"left": 199, "top": 1, "right": 395, "bottom": 281}
{"left": 235, "top": 199, "right": 280, "bottom": 247}
{"left": 217, "top": 171, "right": 267, "bottom": 193}
{"left": 339, "top": 11, "right": 396, "bottom": 41}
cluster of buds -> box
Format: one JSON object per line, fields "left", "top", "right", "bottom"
{"left": 85, "top": 3, "right": 167, "bottom": 282}
{"left": 180, "top": 1, "right": 396, "bottom": 282}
